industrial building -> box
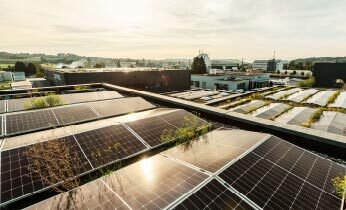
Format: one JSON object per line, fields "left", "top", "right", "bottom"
{"left": 252, "top": 59, "right": 284, "bottom": 72}
{"left": 314, "top": 63, "right": 346, "bottom": 87}
{"left": 191, "top": 72, "right": 270, "bottom": 91}
{"left": 43, "top": 68, "right": 191, "bottom": 92}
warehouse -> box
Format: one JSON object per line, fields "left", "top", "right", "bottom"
{"left": 44, "top": 68, "right": 191, "bottom": 92}
{"left": 314, "top": 63, "right": 346, "bottom": 87}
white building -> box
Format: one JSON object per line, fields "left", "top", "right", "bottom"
{"left": 252, "top": 59, "right": 284, "bottom": 72}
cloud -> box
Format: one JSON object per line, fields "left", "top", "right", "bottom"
{"left": 0, "top": 0, "right": 345, "bottom": 59}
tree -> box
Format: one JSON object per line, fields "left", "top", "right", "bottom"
{"left": 276, "top": 70, "right": 280, "bottom": 74}
{"left": 284, "top": 71, "right": 288, "bottom": 75}
{"left": 14, "top": 61, "right": 26, "bottom": 72}
{"left": 292, "top": 70, "right": 297, "bottom": 75}
{"left": 300, "top": 71, "right": 305, "bottom": 76}
{"left": 191, "top": 57, "right": 207, "bottom": 74}
{"left": 26, "top": 63, "right": 37, "bottom": 76}
{"left": 93, "top": 62, "right": 105, "bottom": 68}
{"left": 117, "top": 60, "right": 121, "bottom": 67}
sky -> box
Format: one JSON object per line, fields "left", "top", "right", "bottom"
{"left": 0, "top": 0, "right": 346, "bottom": 60}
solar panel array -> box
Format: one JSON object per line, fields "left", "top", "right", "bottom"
{"left": 266, "top": 88, "right": 301, "bottom": 100}
{"left": 219, "top": 136, "right": 345, "bottom": 209}
{"left": 275, "top": 107, "right": 316, "bottom": 125}
{"left": 4, "top": 91, "right": 123, "bottom": 113}
{"left": 0, "top": 110, "right": 210, "bottom": 206}
{"left": 305, "top": 90, "right": 337, "bottom": 106}
{"left": 231, "top": 100, "right": 268, "bottom": 114}
{"left": 285, "top": 89, "right": 319, "bottom": 102}
{"left": 253, "top": 103, "right": 291, "bottom": 120}
{"left": 330, "top": 91, "right": 346, "bottom": 108}
{"left": 23, "top": 128, "right": 345, "bottom": 210}
{"left": 4, "top": 97, "right": 156, "bottom": 136}
{"left": 311, "top": 111, "right": 346, "bottom": 136}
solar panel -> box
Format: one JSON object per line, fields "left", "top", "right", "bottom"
{"left": 254, "top": 103, "right": 291, "bottom": 120}
{"left": 25, "top": 180, "right": 130, "bottom": 210}
{"left": 231, "top": 100, "right": 267, "bottom": 114}
{"left": 5, "top": 91, "right": 123, "bottom": 114}
{"left": 0, "top": 136, "right": 91, "bottom": 204}
{"left": 72, "top": 91, "right": 123, "bottom": 103}
{"left": 59, "top": 94, "right": 77, "bottom": 104}
{"left": 102, "top": 155, "right": 209, "bottom": 209}
{"left": 126, "top": 116, "right": 176, "bottom": 147}
{"left": 158, "top": 109, "right": 207, "bottom": 128}
{"left": 52, "top": 104, "right": 99, "bottom": 125}
{"left": 5, "top": 110, "right": 59, "bottom": 135}
{"left": 173, "top": 179, "right": 254, "bottom": 210}
{"left": 0, "top": 100, "right": 6, "bottom": 113}
{"left": 218, "top": 136, "right": 345, "bottom": 209}
{"left": 89, "top": 99, "right": 130, "bottom": 117}
{"left": 7, "top": 98, "right": 34, "bottom": 112}
{"left": 74, "top": 125, "right": 147, "bottom": 168}
{"left": 163, "top": 129, "right": 266, "bottom": 173}
{"left": 119, "top": 97, "right": 156, "bottom": 113}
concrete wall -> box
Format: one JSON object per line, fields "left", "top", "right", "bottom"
{"left": 44, "top": 69, "right": 190, "bottom": 92}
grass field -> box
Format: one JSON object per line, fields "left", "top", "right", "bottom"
{"left": 40, "top": 63, "right": 56, "bottom": 68}
{"left": 0, "top": 57, "right": 41, "bottom": 63}
{"left": 0, "top": 64, "right": 14, "bottom": 68}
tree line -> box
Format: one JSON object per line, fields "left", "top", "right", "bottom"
{"left": 4, "top": 61, "right": 44, "bottom": 77}
{"left": 283, "top": 60, "right": 313, "bottom": 70}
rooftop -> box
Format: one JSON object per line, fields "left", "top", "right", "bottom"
{"left": 50, "top": 67, "right": 184, "bottom": 73}
{"left": 0, "top": 84, "right": 345, "bottom": 209}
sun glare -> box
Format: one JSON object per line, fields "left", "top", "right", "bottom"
{"left": 140, "top": 158, "right": 154, "bottom": 182}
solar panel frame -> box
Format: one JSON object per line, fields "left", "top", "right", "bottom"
{"left": 89, "top": 99, "right": 133, "bottom": 118}
{"left": 0, "top": 100, "right": 6, "bottom": 113}
{"left": 158, "top": 109, "right": 208, "bottom": 128}
{"left": 5, "top": 110, "right": 59, "bottom": 136}
{"left": 0, "top": 135, "right": 92, "bottom": 204}
{"left": 172, "top": 179, "right": 255, "bottom": 210}
{"left": 218, "top": 135, "right": 346, "bottom": 210}
{"left": 52, "top": 104, "right": 99, "bottom": 125}
{"left": 102, "top": 155, "right": 209, "bottom": 210}
{"left": 126, "top": 116, "right": 177, "bottom": 147}
{"left": 73, "top": 125, "right": 148, "bottom": 168}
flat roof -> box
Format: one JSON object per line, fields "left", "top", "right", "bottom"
{"left": 50, "top": 67, "right": 184, "bottom": 73}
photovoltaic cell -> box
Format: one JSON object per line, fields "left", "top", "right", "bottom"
{"left": 173, "top": 179, "right": 254, "bottom": 210}
{"left": 52, "top": 104, "right": 98, "bottom": 125}
{"left": 7, "top": 98, "right": 33, "bottom": 112}
{"left": 5, "top": 110, "right": 59, "bottom": 135}
{"left": 102, "top": 155, "right": 209, "bottom": 210}
{"left": 159, "top": 109, "right": 207, "bottom": 128}
{"left": 232, "top": 100, "right": 267, "bottom": 114}
{"left": 164, "top": 139, "right": 245, "bottom": 173}
{"left": 25, "top": 179, "right": 130, "bottom": 210}
{"left": 74, "top": 125, "right": 147, "bottom": 168}
{"left": 0, "top": 100, "right": 6, "bottom": 113}
{"left": 162, "top": 129, "right": 266, "bottom": 173}
{"left": 0, "top": 136, "right": 91, "bottom": 204}
{"left": 126, "top": 116, "right": 176, "bottom": 147}
{"left": 219, "top": 135, "right": 345, "bottom": 210}
{"left": 119, "top": 97, "right": 156, "bottom": 113}
{"left": 89, "top": 99, "right": 128, "bottom": 117}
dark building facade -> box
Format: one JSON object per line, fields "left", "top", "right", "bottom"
{"left": 313, "top": 63, "right": 346, "bottom": 87}
{"left": 43, "top": 69, "right": 191, "bottom": 92}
